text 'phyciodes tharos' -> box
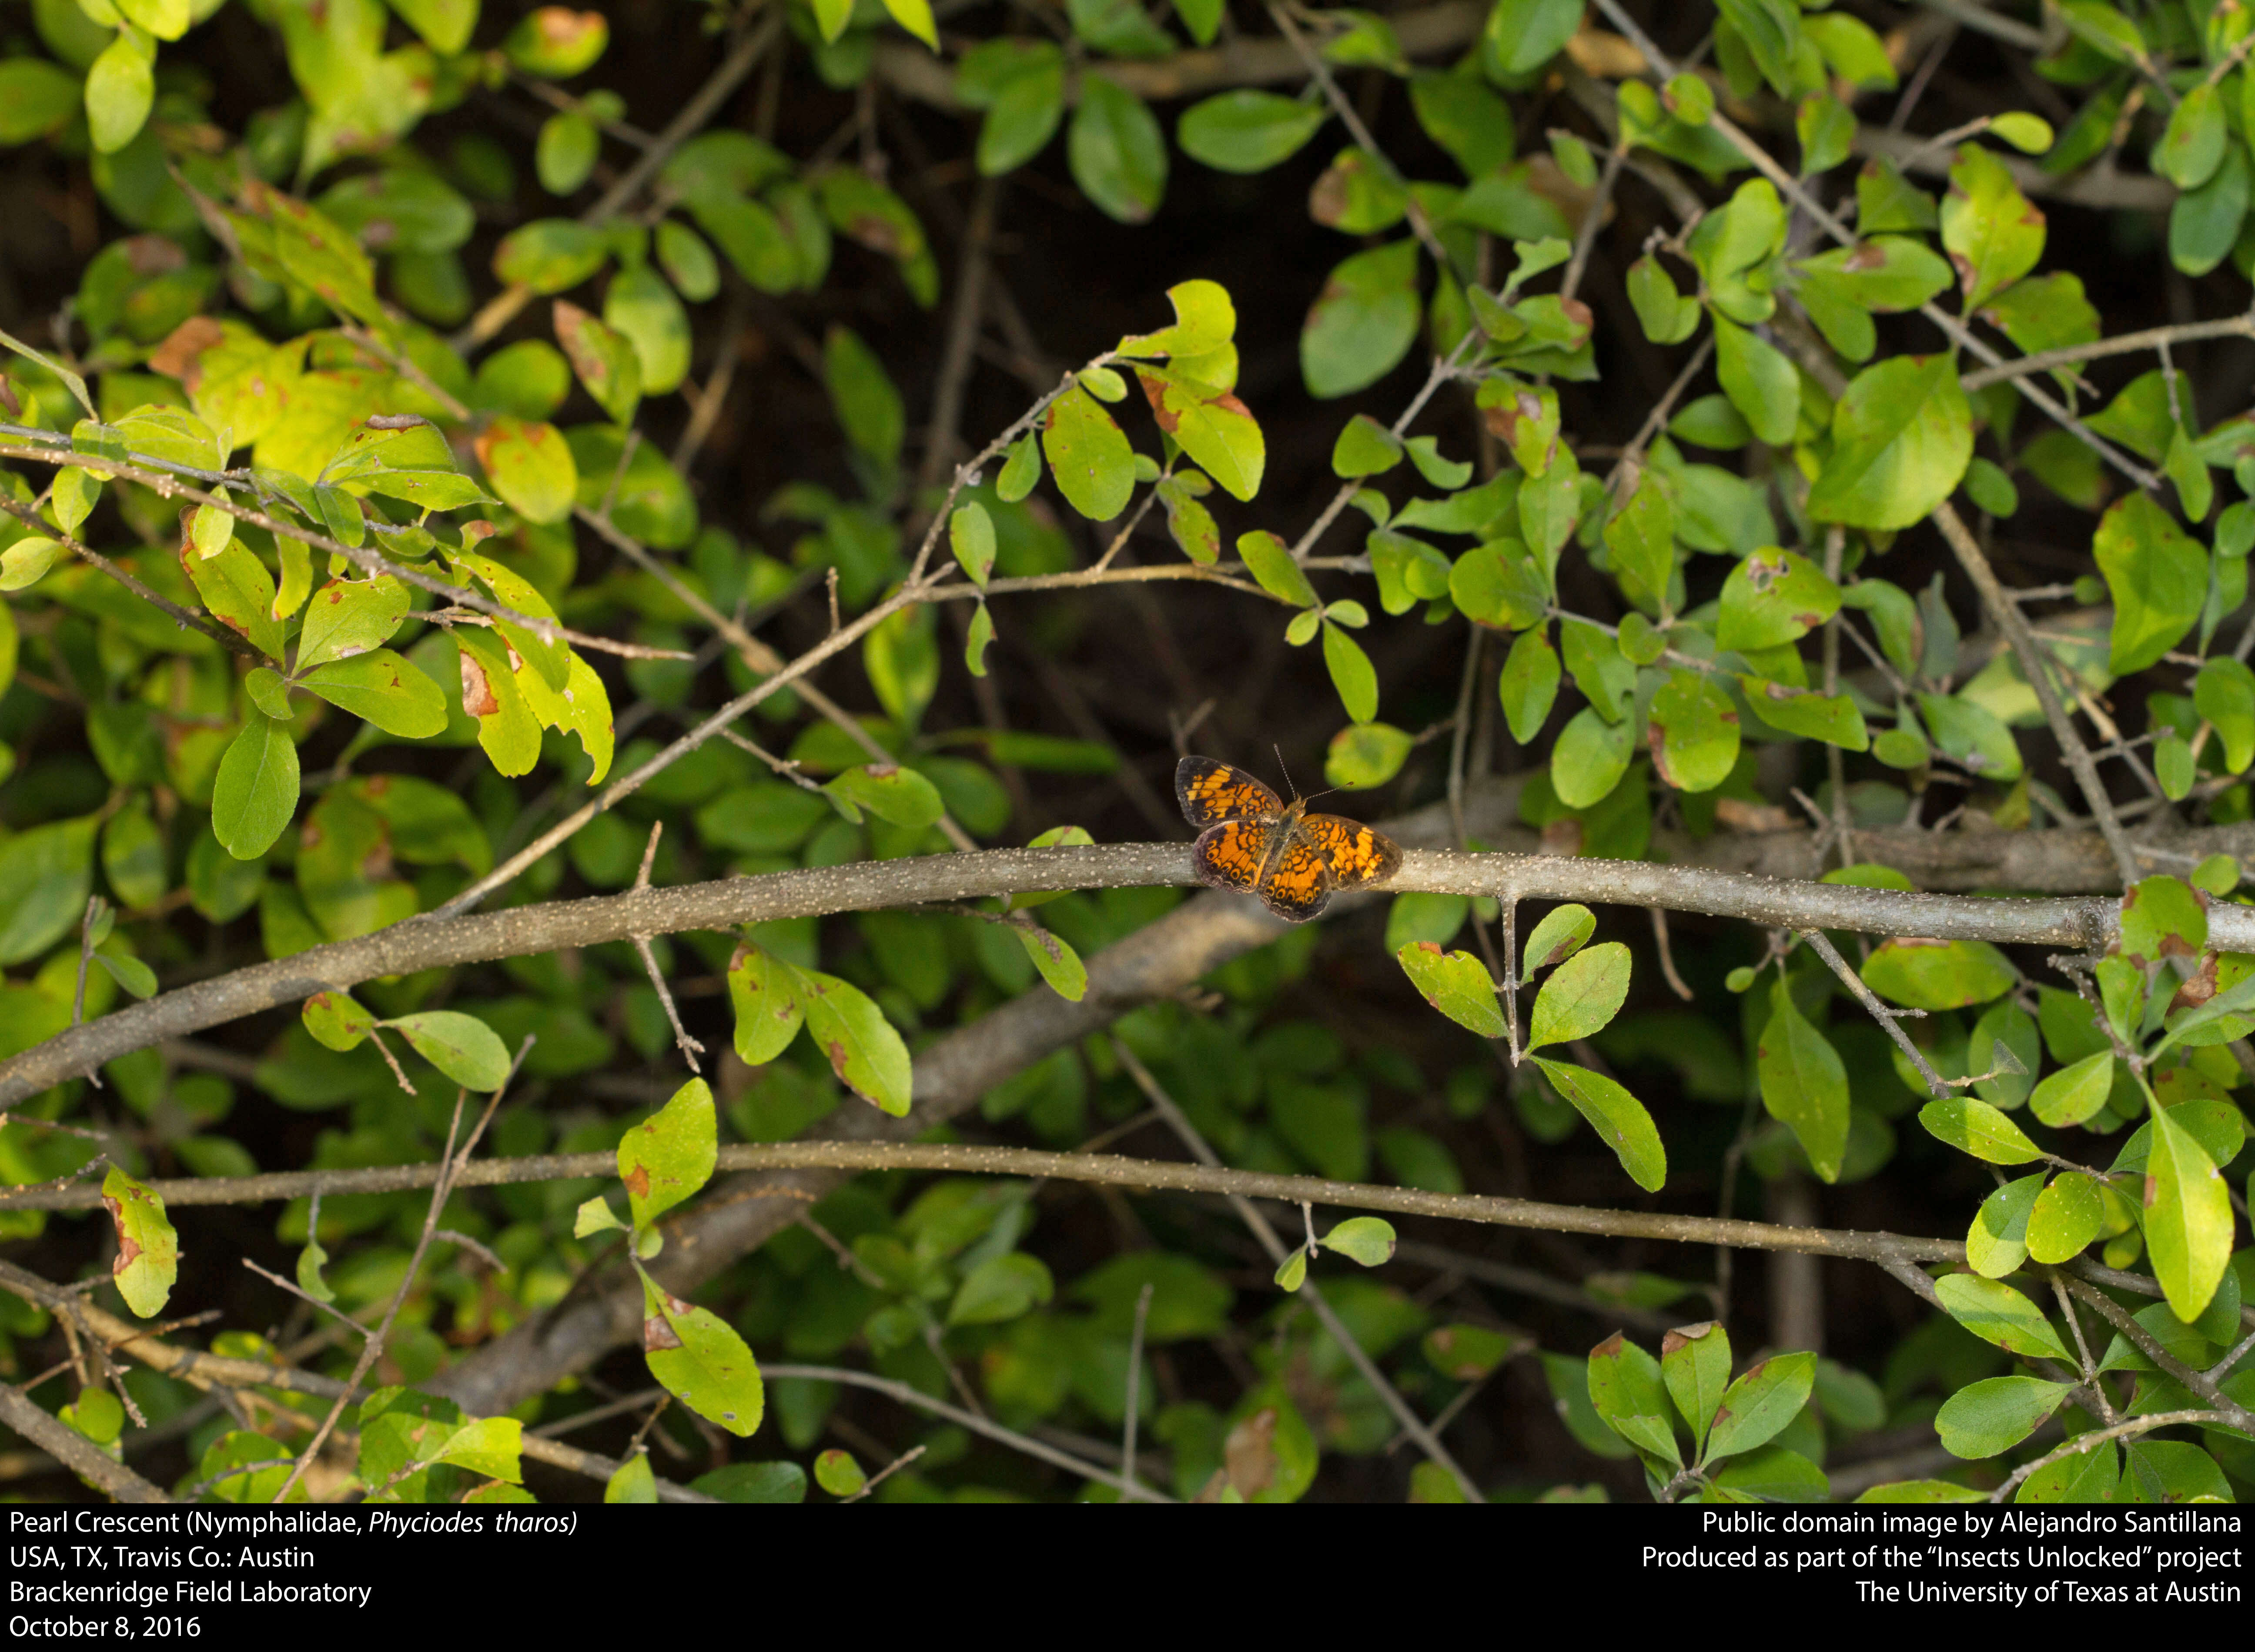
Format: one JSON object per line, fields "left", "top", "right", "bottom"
{"left": 1174, "top": 756, "right": 1402, "bottom": 922}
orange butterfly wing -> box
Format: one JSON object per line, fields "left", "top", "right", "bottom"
{"left": 1192, "top": 818, "right": 1271, "bottom": 895}
{"left": 1176, "top": 756, "right": 1283, "bottom": 830}
{"left": 1257, "top": 829, "right": 1336, "bottom": 921}
{"left": 1299, "top": 814, "right": 1403, "bottom": 893}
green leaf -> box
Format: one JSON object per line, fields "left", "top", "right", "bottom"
{"left": 294, "top": 1230, "right": 335, "bottom": 1303}
{"left": 536, "top": 112, "right": 598, "bottom": 195}
{"left": 642, "top": 1282, "right": 764, "bottom": 1438}
{"left": 823, "top": 763, "right": 945, "bottom": 829}
{"left": 2028, "top": 1049, "right": 2114, "bottom": 1129}
{"left": 1941, "top": 144, "right": 2044, "bottom": 309}
{"left": 0, "top": 536, "right": 64, "bottom": 592}
{"left": 1919, "top": 1097, "right": 2043, "bottom": 1165}
{"left": 2156, "top": 83, "right": 2227, "bottom": 191}
{"left": 552, "top": 300, "right": 641, "bottom": 425}
{"left": 1935, "top": 1376, "right": 2070, "bottom": 1459}
{"left": 691, "top": 1462, "right": 807, "bottom": 1503}
{"left": 619, "top": 1077, "right": 718, "bottom": 1231}
{"left": 1321, "top": 620, "right": 1378, "bottom": 724}
{"left": 1712, "top": 317, "right": 1800, "bottom": 446}
{"left": 1040, "top": 383, "right": 1134, "bottom": 521}
{"left": 1301, "top": 239, "right": 1420, "bottom": 400}
{"left": 2095, "top": 492, "right": 2208, "bottom": 676}
{"left": 882, "top": 0, "right": 939, "bottom": 49}
{"left": 1325, "top": 722, "right": 1412, "bottom": 790}
{"left": 1626, "top": 256, "right": 1701, "bottom": 344}
{"left": 94, "top": 948, "right": 155, "bottom": 1000}
{"left": 1564, "top": 623, "right": 1632, "bottom": 722}
{"left": 1861, "top": 937, "right": 2016, "bottom": 1010}
{"left": 1602, "top": 475, "right": 1675, "bottom": 606}
{"left": 455, "top": 632, "right": 542, "bottom": 777}
{"left": 1534, "top": 1060, "right": 1666, "bottom": 1191}
{"left": 948, "top": 1252, "right": 1054, "bottom": 1325}
{"left": 574, "top": 1196, "right": 625, "bottom": 1237}
{"left": 1236, "top": 530, "right": 1317, "bottom": 609}
{"left": 1586, "top": 1331, "right": 1681, "bottom": 1466}
{"left": 1648, "top": 669, "right": 1741, "bottom": 794}
{"left": 474, "top": 416, "right": 579, "bottom": 525}
{"left": 1395, "top": 942, "right": 1504, "bottom": 1038}
{"left": 798, "top": 969, "right": 913, "bottom": 1115}
{"left": 1966, "top": 1172, "right": 2045, "bottom": 1278}
{"left": 2143, "top": 1100, "right": 2233, "bottom": 1322}
{"left": 493, "top": 219, "right": 609, "bottom": 294}
{"left": 1138, "top": 369, "right": 1263, "bottom": 502}
{"left": 1661, "top": 1321, "right": 1731, "bottom": 1455}
{"left": 961, "top": 41, "right": 1065, "bottom": 173}
{"left": 1177, "top": 90, "right": 1327, "bottom": 173}
{"left": 728, "top": 942, "right": 806, "bottom": 1065}
{"left": 1934, "top": 1273, "right": 2072, "bottom": 1362}
{"left": 298, "top": 649, "right": 449, "bottom": 739}
{"left": 654, "top": 221, "right": 720, "bottom": 302}
{"left": 1332, "top": 413, "right": 1403, "bottom": 479}
{"left": 385, "top": 1010, "right": 511, "bottom": 1091}
{"left": 1486, "top": 0, "right": 1583, "bottom": 74}
{"left": 823, "top": 324, "right": 903, "bottom": 471}
{"left": 1528, "top": 941, "right": 1631, "bottom": 1050}
{"left": 2118, "top": 873, "right": 2207, "bottom": 967}
{"left": 1070, "top": 78, "right": 1167, "bottom": 224}
{"left": 101, "top": 1165, "right": 177, "bottom": 1317}
{"left": 185, "top": 542, "right": 286, "bottom": 663}
{"left": 2194, "top": 656, "right": 2255, "bottom": 773}
{"left": 2024, "top": 1170, "right": 2105, "bottom": 1265}
{"left": 1757, "top": 979, "right": 1850, "bottom": 1183}
{"left": 1551, "top": 707, "right": 1633, "bottom": 808}
{"left": 1499, "top": 627, "right": 1562, "bottom": 743}
{"left": 605, "top": 1451, "right": 657, "bottom": 1503}
{"left": 301, "top": 990, "right": 376, "bottom": 1053}
{"left": 1015, "top": 924, "right": 1087, "bottom": 1001}
{"left": 1807, "top": 354, "right": 1973, "bottom": 530}
{"left": 431, "top": 1416, "right": 523, "bottom": 1484}
{"left": 211, "top": 715, "right": 300, "bottom": 861}
{"left": 85, "top": 29, "right": 154, "bottom": 155}
{"left": 297, "top": 579, "right": 418, "bottom": 684}
{"left": 1739, "top": 679, "right": 1869, "bottom": 750}
{"left": 1301, "top": 1218, "right": 1399, "bottom": 1281}
{"left": 1917, "top": 691, "right": 2022, "bottom": 781}
{"left": 0, "top": 57, "right": 82, "bottom": 145}
{"left": 947, "top": 502, "right": 996, "bottom": 590}
{"left": 1521, "top": 904, "right": 1596, "bottom": 974}
{"left": 2169, "top": 145, "right": 2249, "bottom": 278}
{"left": 1703, "top": 1351, "right": 1816, "bottom": 1464}
{"left": 1715, "top": 547, "right": 1841, "bottom": 652}
{"left": 1424, "top": 1323, "right": 1526, "bottom": 1381}
{"left": 814, "top": 1449, "right": 865, "bottom": 1497}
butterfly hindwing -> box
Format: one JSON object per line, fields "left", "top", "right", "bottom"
{"left": 1191, "top": 818, "right": 1269, "bottom": 894}
{"left": 1258, "top": 831, "right": 1335, "bottom": 921}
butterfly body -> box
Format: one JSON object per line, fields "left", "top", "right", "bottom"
{"left": 1174, "top": 756, "right": 1402, "bottom": 922}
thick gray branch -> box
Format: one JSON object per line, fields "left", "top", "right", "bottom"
{"left": 6, "top": 807, "right": 2237, "bottom": 1112}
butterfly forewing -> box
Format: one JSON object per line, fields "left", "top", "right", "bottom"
{"left": 1301, "top": 813, "right": 1403, "bottom": 892}
{"left": 1176, "top": 756, "right": 1284, "bottom": 829}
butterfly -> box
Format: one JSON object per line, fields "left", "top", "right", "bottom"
{"left": 1174, "top": 756, "right": 1402, "bottom": 922}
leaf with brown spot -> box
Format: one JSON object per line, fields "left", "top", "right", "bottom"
{"left": 102, "top": 1167, "right": 177, "bottom": 1318}
{"left": 641, "top": 1280, "right": 764, "bottom": 1438}
{"left": 616, "top": 1077, "right": 716, "bottom": 1231}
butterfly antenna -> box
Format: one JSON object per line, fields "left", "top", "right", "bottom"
{"left": 1273, "top": 743, "right": 1296, "bottom": 800}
